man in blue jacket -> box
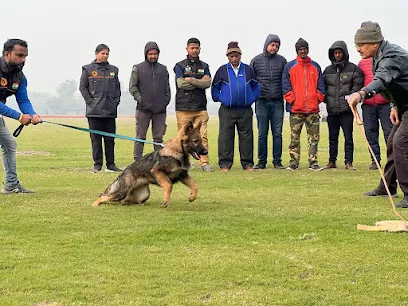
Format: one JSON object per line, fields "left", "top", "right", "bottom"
{"left": 0, "top": 39, "right": 42, "bottom": 194}
{"left": 211, "top": 42, "right": 260, "bottom": 171}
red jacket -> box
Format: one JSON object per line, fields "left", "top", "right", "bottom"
{"left": 358, "top": 58, "right": 388, "bottom": 106}
{"left": 282, "top": 56, "right": 325, "bottom": 113}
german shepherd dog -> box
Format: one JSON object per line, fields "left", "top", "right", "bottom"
{"left": 92, "top": 121, "right": 207, "bottom": 207}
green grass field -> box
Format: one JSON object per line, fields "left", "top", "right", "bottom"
{"left": 1, "top": 116, "right": 408, "bottom": 306}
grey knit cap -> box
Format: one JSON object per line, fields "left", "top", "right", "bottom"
{"left": 354, "top": 21, "right": 384, "bottom": 44}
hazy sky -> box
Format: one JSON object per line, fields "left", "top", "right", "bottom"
{"left": 3, "top": 0, "right": 407, "bottom": 94}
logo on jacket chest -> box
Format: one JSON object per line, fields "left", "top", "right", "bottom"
{"left": 0, "top": 78, "right": 7, "bottom": 86}
{"left": 109, "top": 72, "right": 115, "bottom": 77}
{"left": 91, "top": 71, "right": 98, "bottom": 76}
{"left": 12, "top": 82, "right": 19, "bottom": 90}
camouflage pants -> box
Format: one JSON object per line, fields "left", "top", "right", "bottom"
{"left": 289, "top": 113, "right": 320, "bottom": 166}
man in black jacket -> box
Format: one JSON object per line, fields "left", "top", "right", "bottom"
{"left": 174, "top": 38, "right": 212, "bottom": 172}
{"left": 323, "top": 41, "right": 363, "bottom": 170}
{"left": 349, "top": 21, "right": 408, "bottom": 208}
{"left": 79, "top": 44, "right": 121, "bottom": 173}
{"left": 250, "top": 34, "right": 287, "bottom": 170}
{"left": 129, "top": 41, "right": 170, "bottom": 159}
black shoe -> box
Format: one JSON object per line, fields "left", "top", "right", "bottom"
{"left": 364, "top": 187, "right": 398, "bottom": 198}
{"left": 273, "top": 162, "right": 285, "bottom": 169}
{"left": 369, "top": 162, "right": 380, "bottom": 170}
{"left": 395, "top": 198, "right": 408, "bottom": 208}
{"left": 309, "top": 163, "right": 323, "bottom": 171}
{"left": 2, "top": 183, "right": 35, "bottom": 194}
{"left": 105, "top": 165, "right": 122, "bottom": 172}
{"left": 92, "top": 165, "right": 102, "bottom": 173}
{"left": 286, "top": 164, "right": 298, "bottom": 171}
{"left": 253, "top": 163, "right": 266, "bottom": 169}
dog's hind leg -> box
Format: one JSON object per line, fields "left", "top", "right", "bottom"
{"left": 180, "top": 175, "right": 198, "bottom": 202}
{"left": 151, "top": 168, "right": 173, "bottom": 207}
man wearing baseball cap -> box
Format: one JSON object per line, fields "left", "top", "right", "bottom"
{"left": 348, "top": 21, "right": 408, "bottom": 208}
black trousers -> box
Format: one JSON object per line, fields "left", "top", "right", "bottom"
{"left": 327, "top": 112, "right": 354, "bottom": 164}
{"left": 87, "top": 117, "right": 116, "bottom": 167}
{"left": 378, "top": 112, "right": 408, "bottom": 199}
{"left": 218, "top": 105, "right": 254, "bottom": 170}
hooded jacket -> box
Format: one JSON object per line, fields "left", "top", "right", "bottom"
{"left": 282, "top": 56, "right": 325, "bottom": 114}
{"left": 250, "top": 34, "right": 287, "bottom": 100}
{"left": 80, "top": 60, "right": 121, "bottom": 118}
{"left": 363, "top": 40, "right": 408, "bottom": 115}
{"left": 323, "top": 41, "right": 364, "bottom": 115}
{"left": 129, "top": 41, "right": 170, "bottom": 114}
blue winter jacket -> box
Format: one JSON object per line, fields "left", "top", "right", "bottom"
{"left": 211, "top": 63, "right": 260, "bottom": 108}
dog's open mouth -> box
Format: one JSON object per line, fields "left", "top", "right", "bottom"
{"left": 190, "top": 152, "right": 201, "bottom": 160}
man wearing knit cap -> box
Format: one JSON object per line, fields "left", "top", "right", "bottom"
{"left": 250, "top": 34, "right": 287, "bottom": 170}
{"left": 129, "top": 41, "right": 170, "bottom": 159}
{"left": 211, "top": 41, "right": 260, "bottom": 171}
{"left": 282, "top": 38, "right": 325, "bottom": 170}
{"left": 349, "top": 21, "right": 408, "bottom": 208}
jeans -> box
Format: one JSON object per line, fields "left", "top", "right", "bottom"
{"left": 362, "top": 103, "right": 393, "bottom": 163}
{"left": 0, "top": 116, "right": 18, "bottom": 188}
{"left": 255, "top": 98, "right": 284, "bottom": 165}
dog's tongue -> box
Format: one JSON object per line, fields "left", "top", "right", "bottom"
{"left": 190, "top": 152, "right": 200, "bottom": 160}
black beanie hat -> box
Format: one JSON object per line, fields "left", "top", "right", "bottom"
{"left": 295, "top": 38, "right": 309, "bottom": 52}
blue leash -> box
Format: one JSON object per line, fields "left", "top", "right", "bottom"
{"left": 12, "top": 120, "right": 165, "bottom": 147}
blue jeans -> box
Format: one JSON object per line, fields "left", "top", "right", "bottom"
{"left": 255, "top": 98, "right": 284, "bottom": 165}
{"left": 362, "top": 103, "right": 393, "bottom": 163}
{"left": 0, "top": 116, "right": 18, "bottom": 188}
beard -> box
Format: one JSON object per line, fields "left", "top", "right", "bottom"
{"left": 9, "top": 62, "right": 24, "bottom": 71}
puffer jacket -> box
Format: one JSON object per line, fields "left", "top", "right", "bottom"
{"left": 358, "top": 58, "right": 388, "bottom": 106}
{"left": 363, "top": 40, "right": 408, "bottom": 115}
{"left": 323, "top": 41, "right": 364, "bottom": 115}
{"left": 250, "top": 34, "right": 287, "bottom": 99}
{"left": 282, "top": 56, "right": 325, "bottom": 114}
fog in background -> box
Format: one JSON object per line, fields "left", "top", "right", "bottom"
{"left": 3, "top": 0, "right": 407, "bottom": 115}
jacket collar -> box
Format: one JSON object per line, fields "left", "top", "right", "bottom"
{"left": 296, "top": 55, "right": 311, "bottom": 64}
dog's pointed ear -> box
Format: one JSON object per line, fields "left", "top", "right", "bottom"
{"left": 193, "top": 120, "right": 202, "bottom": 131}
{"left": 184, "top": 120, "right": 194, "bottom": 135}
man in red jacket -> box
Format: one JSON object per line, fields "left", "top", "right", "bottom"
{"left": 282, "top": 38, "right": 325, "bottom": 170}
{"left": 358, "top": 58, "right": 393, "bottom": 170}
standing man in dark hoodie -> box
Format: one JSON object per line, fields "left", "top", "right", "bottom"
{"left": 80, "top": 44, "right": 122, "bottom": 173}
{"left": 323, "top": 41, "right": 364, "bottom": 170}
{"left": 349, "top": 21, "right": 408, "bottom": 208}
{"left": 129, "top": 41, "right": 170, "bottom": 159}
{"left": 174, "top": 38, "right": 212, "bottom": 172}
{"left": 250, "top": 34, "right": 287, "bottom": 170}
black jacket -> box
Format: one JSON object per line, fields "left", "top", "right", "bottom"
{"left": 323, "top": 41, "right": 364, "bottom": 115}
{"left": 174, "top": 57, "right": 210, "bottom": 111}
{"left": 79, "top": 61, "right": 121, "bottom": 118}
{"left": 129, "top": 41, "right": 170, "bottom": 114}
{"left": 363, "top": 40, "right": 408, "bottom": 116}
{"left": 250, "top": 34, "right": 287, "bottom": 100}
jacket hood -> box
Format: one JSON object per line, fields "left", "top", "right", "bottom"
{"left": 328, "top": 40, "right": 349, "bottom": 65}
{"left": 263, "top": 34, "right": 281, "bottom": 56}
{"left": 144, "top": 41, "right": 160, "bottom": 59}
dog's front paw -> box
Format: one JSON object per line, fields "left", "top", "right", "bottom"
{"left": 162, "top": 201, "right": 168, "bottom": 208}
{"left": 92, "top": 201, "right": 101, "bottom": 207}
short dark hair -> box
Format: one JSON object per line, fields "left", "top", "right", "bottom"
{"left": 3, "top": 39, "right": 28, "bottom": 55}
{"left": 95, "top": 44, "right": 110, "bottom": 53}
{"left": 187, "top": 37, "right": 200, "bottom": 46}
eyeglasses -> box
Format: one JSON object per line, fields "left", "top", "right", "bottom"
{"left": 355, "top": 43, "right": 365, "bottom": 49}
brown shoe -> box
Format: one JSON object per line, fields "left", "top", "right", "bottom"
{"left": 323, "top": 161, "right": 337, "bottom": 169}
{"left": 345, "top": 162, "right": 356, "bottom": 170}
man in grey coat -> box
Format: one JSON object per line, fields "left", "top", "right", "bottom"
{"left": 129, "top": 41, "right": 170, "bottom": 159}
{"left": 250, "top": 34, "right": 287, "bottom": 169}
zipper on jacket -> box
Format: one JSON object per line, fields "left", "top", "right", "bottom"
{"left": 304, "top": 62, "right": 308, "bottom": 114}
